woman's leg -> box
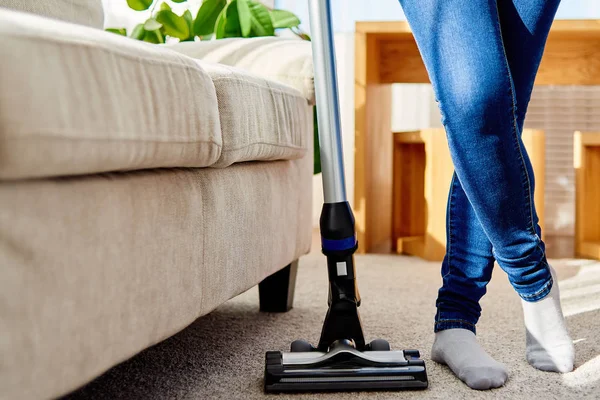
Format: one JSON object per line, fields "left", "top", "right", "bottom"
{"left": 497, "top": 0, "right": 574, "bottom": 374}
{"left": 441, "top": 0, "right": 572, "bottom": 375}
{"left": 398, "top": 0, "right": 570, "bottom": 388}
{"left": 434, "top": 1, "right": 563, "bottom": 336}
{"left": 499, "top": 0, "right": 560, "bottom": 133}
{"left": 435, "top": 177, "right": 494, "bottom": 334}
{"left": 397, "top": 0, "right": 518, "bottom": 389}
{"left": 438, "top": 0, "right": 566, "bottom": 332}
{"left": 403, "top": 0, "right": 551, "bottom": 299}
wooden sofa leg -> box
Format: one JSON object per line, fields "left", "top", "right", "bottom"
{"left": 259, "top": 260, "right": 298, "bottom": 312}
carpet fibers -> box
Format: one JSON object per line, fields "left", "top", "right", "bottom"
{"left": 64, "top": 252, "right": 600, "bottom": 400}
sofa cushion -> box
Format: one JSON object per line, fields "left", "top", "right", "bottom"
{"left": 201, "top": 62, "right": 311, "bottom": 168}
{"left": 168, "top": 37, "right": 315, "bottom": 105}
{"left": 0, "top": 0, "right": 104, "bottom": 29}
{"left": 0, "top": 8, "right": 222, "bottom": 180}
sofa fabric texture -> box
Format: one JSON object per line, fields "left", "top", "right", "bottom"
{"left": 0, "top": 156, "right": 312, "bottom": 400}
{"left": 0, "top": 0, "right": 104, "bottom": 29}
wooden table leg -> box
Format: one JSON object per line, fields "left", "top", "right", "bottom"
{"left": 354, "top": 32, "right": 393, "bottom": 253}
{"left": 575, "top": 131, "right": 600, "bottom": 259}
{"left": 522, "top": 129, "right": 546, "bottom": 238}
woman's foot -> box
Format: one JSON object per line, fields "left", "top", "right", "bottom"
{"left": 431, "top": 329, "right": 508, "bottom": 390}
{"left": 521, "top": 267, "right": 574, "bottom": 373}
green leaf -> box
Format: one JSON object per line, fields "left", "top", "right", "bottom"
{"left": 237, "top": 0, "right": 252, "bottom": 37}
{"left": 156, "top": 10, "right": 190, "bottom": 40}
{"left": 223, "top": 0, "right": 242, "bottom": 38}
{"left": 194, "top": 0, "right": 227, "bottom": 36}
{"left": 213, "top": 4, "right": 228, "bottom": 39}
{"left": 105, "top": 28, "right": 127, "bottom": 36}
{"left": 130, "top": 23, "right": 146, "bottom": 40}
{"left": 183, "top": 9, "right": 193, "bottom": 24}
{"left": 159, "top": 2, "right": 171, "bottom": 11}
{"left": 183, "top": 10, "right": 194, "bottom": 39}
{"left": 270, "top": 9, "right": 300, "bottom": 29}
{"left": 127, "top": 0, "right": 153, "bottom": 11}
{"left": 171, "top": 0, "right": 187, "bottom": 2}
{"left": 143, "top": 29, "right": 165, "bottom": 44}
{"left": 313, "top": 107, "right": 321, "bottom": 175}
{"left": 214, "top": 0, "right": 242, "bottom": 39}
{"left": 144, "top": 18, "right": 163, "bottom": 31}
{"left": 247, "top": 1, "right": 274, "bottom": 37}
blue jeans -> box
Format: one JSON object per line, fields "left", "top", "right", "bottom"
{"left": 398, "top": 0, "right": 561, "bottom": 333}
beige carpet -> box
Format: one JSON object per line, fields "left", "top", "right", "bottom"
{"left": 63, "top": 252, "right": 600, "bottom": 400}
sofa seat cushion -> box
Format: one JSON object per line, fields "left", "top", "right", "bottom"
{"left": 0, "top": 0, "right": 104, "bottom": 29}
{"left": 201, "top": 62, "right": 311, "bottom": 168}
{"left": 168, "top": 37, "right": 315, "bottom": 105}
{"left": 0, "top": 8, "right": 222, "bottom": 180}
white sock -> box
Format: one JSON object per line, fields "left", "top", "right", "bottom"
{"left": 431, "top": 329, "right": 508, "bottom": 390}
{"left": 521, "top": 266, "right": 574, "bottom": 373}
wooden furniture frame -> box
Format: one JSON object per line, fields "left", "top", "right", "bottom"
{"left": 355, "top": 20, "right": 600, "bottom": 253}
{"left": 574, "top": 131, "right": 600, "bottom": 259}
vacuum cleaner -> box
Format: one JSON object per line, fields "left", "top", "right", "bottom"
{"left": 263, "top": 0, "right": 428, "bottom": 393}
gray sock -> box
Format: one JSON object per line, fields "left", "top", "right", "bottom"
{"left": 431, "top": 328, "right": 508, "bottom": 390}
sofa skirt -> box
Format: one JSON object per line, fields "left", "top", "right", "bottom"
{"left": 0, "top": 156, "right": 312, "bottom": 399}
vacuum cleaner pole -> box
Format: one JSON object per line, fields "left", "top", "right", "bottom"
{"left": 308, "top": 0, "right": 365, "bottom": 352}
{"left": 309, "top": 0, "right": 346, "bottom": 204}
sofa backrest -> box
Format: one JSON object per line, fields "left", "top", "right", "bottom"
{"left": 0, "top": 0, "right": 104, "bottom": 29}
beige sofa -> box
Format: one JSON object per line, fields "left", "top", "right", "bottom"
{"left": 0, "top": 1, "right": 314, "bottom": 399}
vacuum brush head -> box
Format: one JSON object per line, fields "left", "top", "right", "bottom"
{"left": 264, "top": 340, "right": 428, "bottom": 393}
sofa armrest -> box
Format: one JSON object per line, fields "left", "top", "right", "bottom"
{"left": 166, "top": 37, "right": 314, "bottom": 105}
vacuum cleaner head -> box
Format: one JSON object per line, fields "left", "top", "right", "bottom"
{"left": 264, "top": 339, "right": 428, "bottom": 393}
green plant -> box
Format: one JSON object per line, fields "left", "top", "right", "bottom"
{"left": 106, "top": 0, "right": 320, "bottom": 174}
{"left": 106, "top": 0, "right": 307, "bottom": 43}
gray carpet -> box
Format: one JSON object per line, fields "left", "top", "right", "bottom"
{"left": 64, "top": 252, "right": 600, "bottom": 400}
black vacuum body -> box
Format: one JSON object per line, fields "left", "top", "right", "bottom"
{"left": 264, "top": 0, "right": 428, "bottom": 393}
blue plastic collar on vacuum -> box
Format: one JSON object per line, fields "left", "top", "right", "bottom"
{"left": 321, "top": 235, "right": 357, "bottom": 252}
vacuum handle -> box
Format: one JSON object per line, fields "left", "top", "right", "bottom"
{"left": 308, "top": 0, "right": 347, "bottom": 204}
